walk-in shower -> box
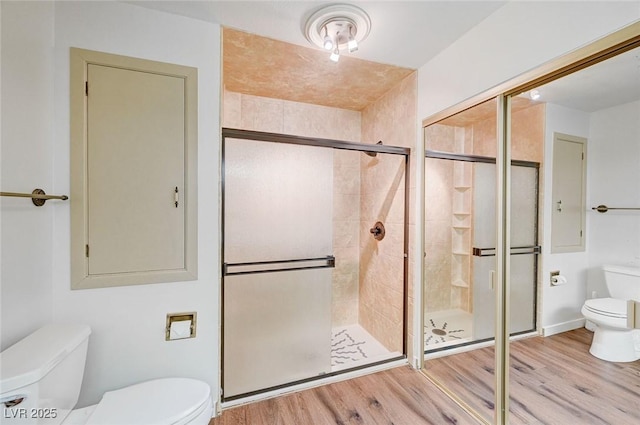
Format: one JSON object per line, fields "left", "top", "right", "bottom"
{"left": 221, "top": 128, "right": 409, "bottom": 401}
{"left": 424, "top": 152, "right": 539, "bottom": 352}
{"left": 422, "top": 98, "right": 541, "bottom": 355}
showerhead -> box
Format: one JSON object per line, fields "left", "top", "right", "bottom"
{"left": 364, "top": 141, "right": 383, "bottom": 157}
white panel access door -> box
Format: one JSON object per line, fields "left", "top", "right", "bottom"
{"left": 551, "top": 133, "right": 587, "bottom": 253}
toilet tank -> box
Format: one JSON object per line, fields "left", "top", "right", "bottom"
{"left": 604, "top": 264, "right": 640, "bottom": 299}
{"left": 0, "top": 324, "right": 91, "bottom": 425}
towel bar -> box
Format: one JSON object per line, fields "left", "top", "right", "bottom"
{"left": 1, "top": 189, "right": 69, "bottom": 206}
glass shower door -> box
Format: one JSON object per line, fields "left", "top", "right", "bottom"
{"left": 473, "top": 162, "right": 539, "bottom": 340}
{"left": 222, "top": 137, "right": 334, "bottom": 399}
{"left": 471, "top": 162, "right": 497, "bottom": 340}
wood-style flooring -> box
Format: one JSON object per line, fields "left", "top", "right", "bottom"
{"left": 210, "top": 365, "right": 477, "bottom": 425}
{"left": 424, "top": 328, "right": 640, "bottom": 425}
{"left": 211, "top": 329, "right": 640, "bottom": 425}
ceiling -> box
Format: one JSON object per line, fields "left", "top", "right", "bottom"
{"left": 528, "top": 46, "right": 640, "bottom": 113}
{"left": 128, "top": 1, "right": 639, "bottom": 114}
{"left": 128, "top": 1, "right": 505, "bottom": 111}
{"left": 127, "top": 1, "right": 506, "bottom": 69}
{"left": 223, "top": 28, "right": 415, "bottom": 111}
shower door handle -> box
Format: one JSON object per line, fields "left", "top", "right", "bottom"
{"left": 472, "top": 246, "right": 541, "bottom": 257}
{"left": 223, "top": 255, "right": 335, "bottom": 276}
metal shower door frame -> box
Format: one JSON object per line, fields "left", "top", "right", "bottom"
{"left": 220, "top": 127, "right": 411, "bottom": 402}
{"left": 423, "top": 149, "right": 540, "bottom": 351}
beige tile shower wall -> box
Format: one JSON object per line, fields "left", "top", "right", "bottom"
{"left": 222, "top": 89, "right": 362, "bottom": 327}
{"left": 424, "top": 124, "right": 455, "bottom": 313}
{"left": 470, "top": 103, "right": 544, "bottom": 163}
{"left": 360, "top": 73, "right": 417, "bottom": 354}
{"left": 333, "top": 150, "right": 362, "bottom": 327}
{"left": 511, "top": 103, "right": 544, "bottom": 163}
{"left": 420, "top": 103, "right": 544, "bottom": 319}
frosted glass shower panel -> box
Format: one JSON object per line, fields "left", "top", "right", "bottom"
{"left": 511, "top": 166, "right": 538, "bottom": 247}
{"left": 224, "top": 138, "right": 333, "bottom": 262}
{"left": 223, "top": 137, "right": 334, "bottom": 399}
{"left": 472, "top": 162, "right": 497, "bottom": 341}
{"left": 473, "top": 163, "right": 539, "bottom": 339}
{"left": 509, "top": 165, "right": 538, "bottom": 334}
{"left": 224, "top": 268, "right": 332, "bottom": 397}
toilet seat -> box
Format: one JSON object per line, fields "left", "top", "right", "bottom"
{"left": 584, "top": 298, "right": 627, "bottom": 319}
{"left": 86, "top": 378, "right": 211, "bottom": 425}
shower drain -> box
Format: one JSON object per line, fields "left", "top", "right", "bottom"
{"left": 424, "top": 317, "right": 468, "bottom": 347}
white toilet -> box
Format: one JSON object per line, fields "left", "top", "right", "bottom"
{"left": 0, "top": 324, "right": 213, "bottom": 425}
{"left": 581, "top": 264, "right": 640, "bottom": 362}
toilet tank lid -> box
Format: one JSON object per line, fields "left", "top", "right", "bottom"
{"left": 0, "top": 324, "right": 91, "bottom": 394}
{"left": 603, "top": 264, "right": 640, "bottom": 277}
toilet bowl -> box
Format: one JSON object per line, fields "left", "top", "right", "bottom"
{"left": 581, "top": 264, "right": 640, "bottom": 363}
{"left": 0, "top": 324, "right": 213, "bottom": 425}
{"left": 581, "top": 298, "right": 640, "bottom": 362}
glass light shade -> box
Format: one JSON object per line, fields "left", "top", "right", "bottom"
{"left": 323, "top": 36, "right": 334, "bottom": 50}
{"left": 348, "top": 39, "right": 358, "bottom": 53}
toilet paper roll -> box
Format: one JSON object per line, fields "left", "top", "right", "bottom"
{"left": 169, "top": 320, "right": 192, "bottom": 340}
{"left": 551, "top": 275, "right": 567, "bottom": 286}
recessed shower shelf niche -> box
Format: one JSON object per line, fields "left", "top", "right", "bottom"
{"left": 451, "top": 160, "right": 473, "bottom": 291}
{"left": 451, "top": 248, "right": 470, "bottom": 285}
{"left": 453, "top": 188, "right": 471, "bottom": 213}
{"left": 452, "top": 212, "right": 471, "bottom": 228}
{"left": 451, "top": 279, "right": 469, "bottom": 288}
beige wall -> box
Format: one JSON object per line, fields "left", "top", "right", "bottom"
{"left": 424, "top": 125, "right": 455, "bottom": 312}
{"left": 222, "top": 89, "right": 362, "bottom": 327}
{"left": 468, "top": 102, "right": 544, "bottom": 163}
{"left": 223, "top": 73, "right": 418, "bottom": 354}
{"left": 360, "top": 73, "right": 417, "bottom": 354}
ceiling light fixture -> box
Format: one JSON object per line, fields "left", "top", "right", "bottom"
{"left": 323, "top": 26, "right": 334, "bottom": 50}
{"left": 304, "top": 4, "right": 371, "bottom": 62}
{"left": 330, "top": 46, "right": 340, "bottom": 62}
{"left": 347, "top": 25, "right": 358, "bottom": 53}
{"left": 529, "top": 89, "right": 541, "bottom": 100}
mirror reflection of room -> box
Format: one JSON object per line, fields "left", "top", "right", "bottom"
{"left": 422, "top": 44, "right": 640, "bottom": 424}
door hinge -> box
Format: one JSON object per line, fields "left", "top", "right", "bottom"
{"left": 85, "top": 244, "right": 89, "bottom": 257}
{"left": 580, "top": 230, "right": 583, "bottom": 237}
{"left": 582, "top": 152, "right": 584, "bottom": 160}
{"left": 85, "top": 81, "right": 88, "bottom": 96}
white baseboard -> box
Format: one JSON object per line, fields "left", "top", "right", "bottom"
{"left": 542, "top": 318, "right": 585, "bottom": 337}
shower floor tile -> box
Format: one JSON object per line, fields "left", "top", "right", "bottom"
{"left": 424, "top": 309, "right": 472, "bottom": 350}
{"left": 331, "top": 324, "right": 399, "bottom": 372}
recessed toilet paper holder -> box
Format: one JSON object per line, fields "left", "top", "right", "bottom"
{"left": 166, "top": 312, "right": 197, "bottom": 341}
{"left": 550, "top": 271, "right": 567, "bottom": 286}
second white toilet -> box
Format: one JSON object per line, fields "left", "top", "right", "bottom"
{"left": 581, "top": 264, "right": 640, "bottom": 362}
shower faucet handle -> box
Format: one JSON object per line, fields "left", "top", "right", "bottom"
{"left": 370, "top": 221, "right": 385, "bottom": 241}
